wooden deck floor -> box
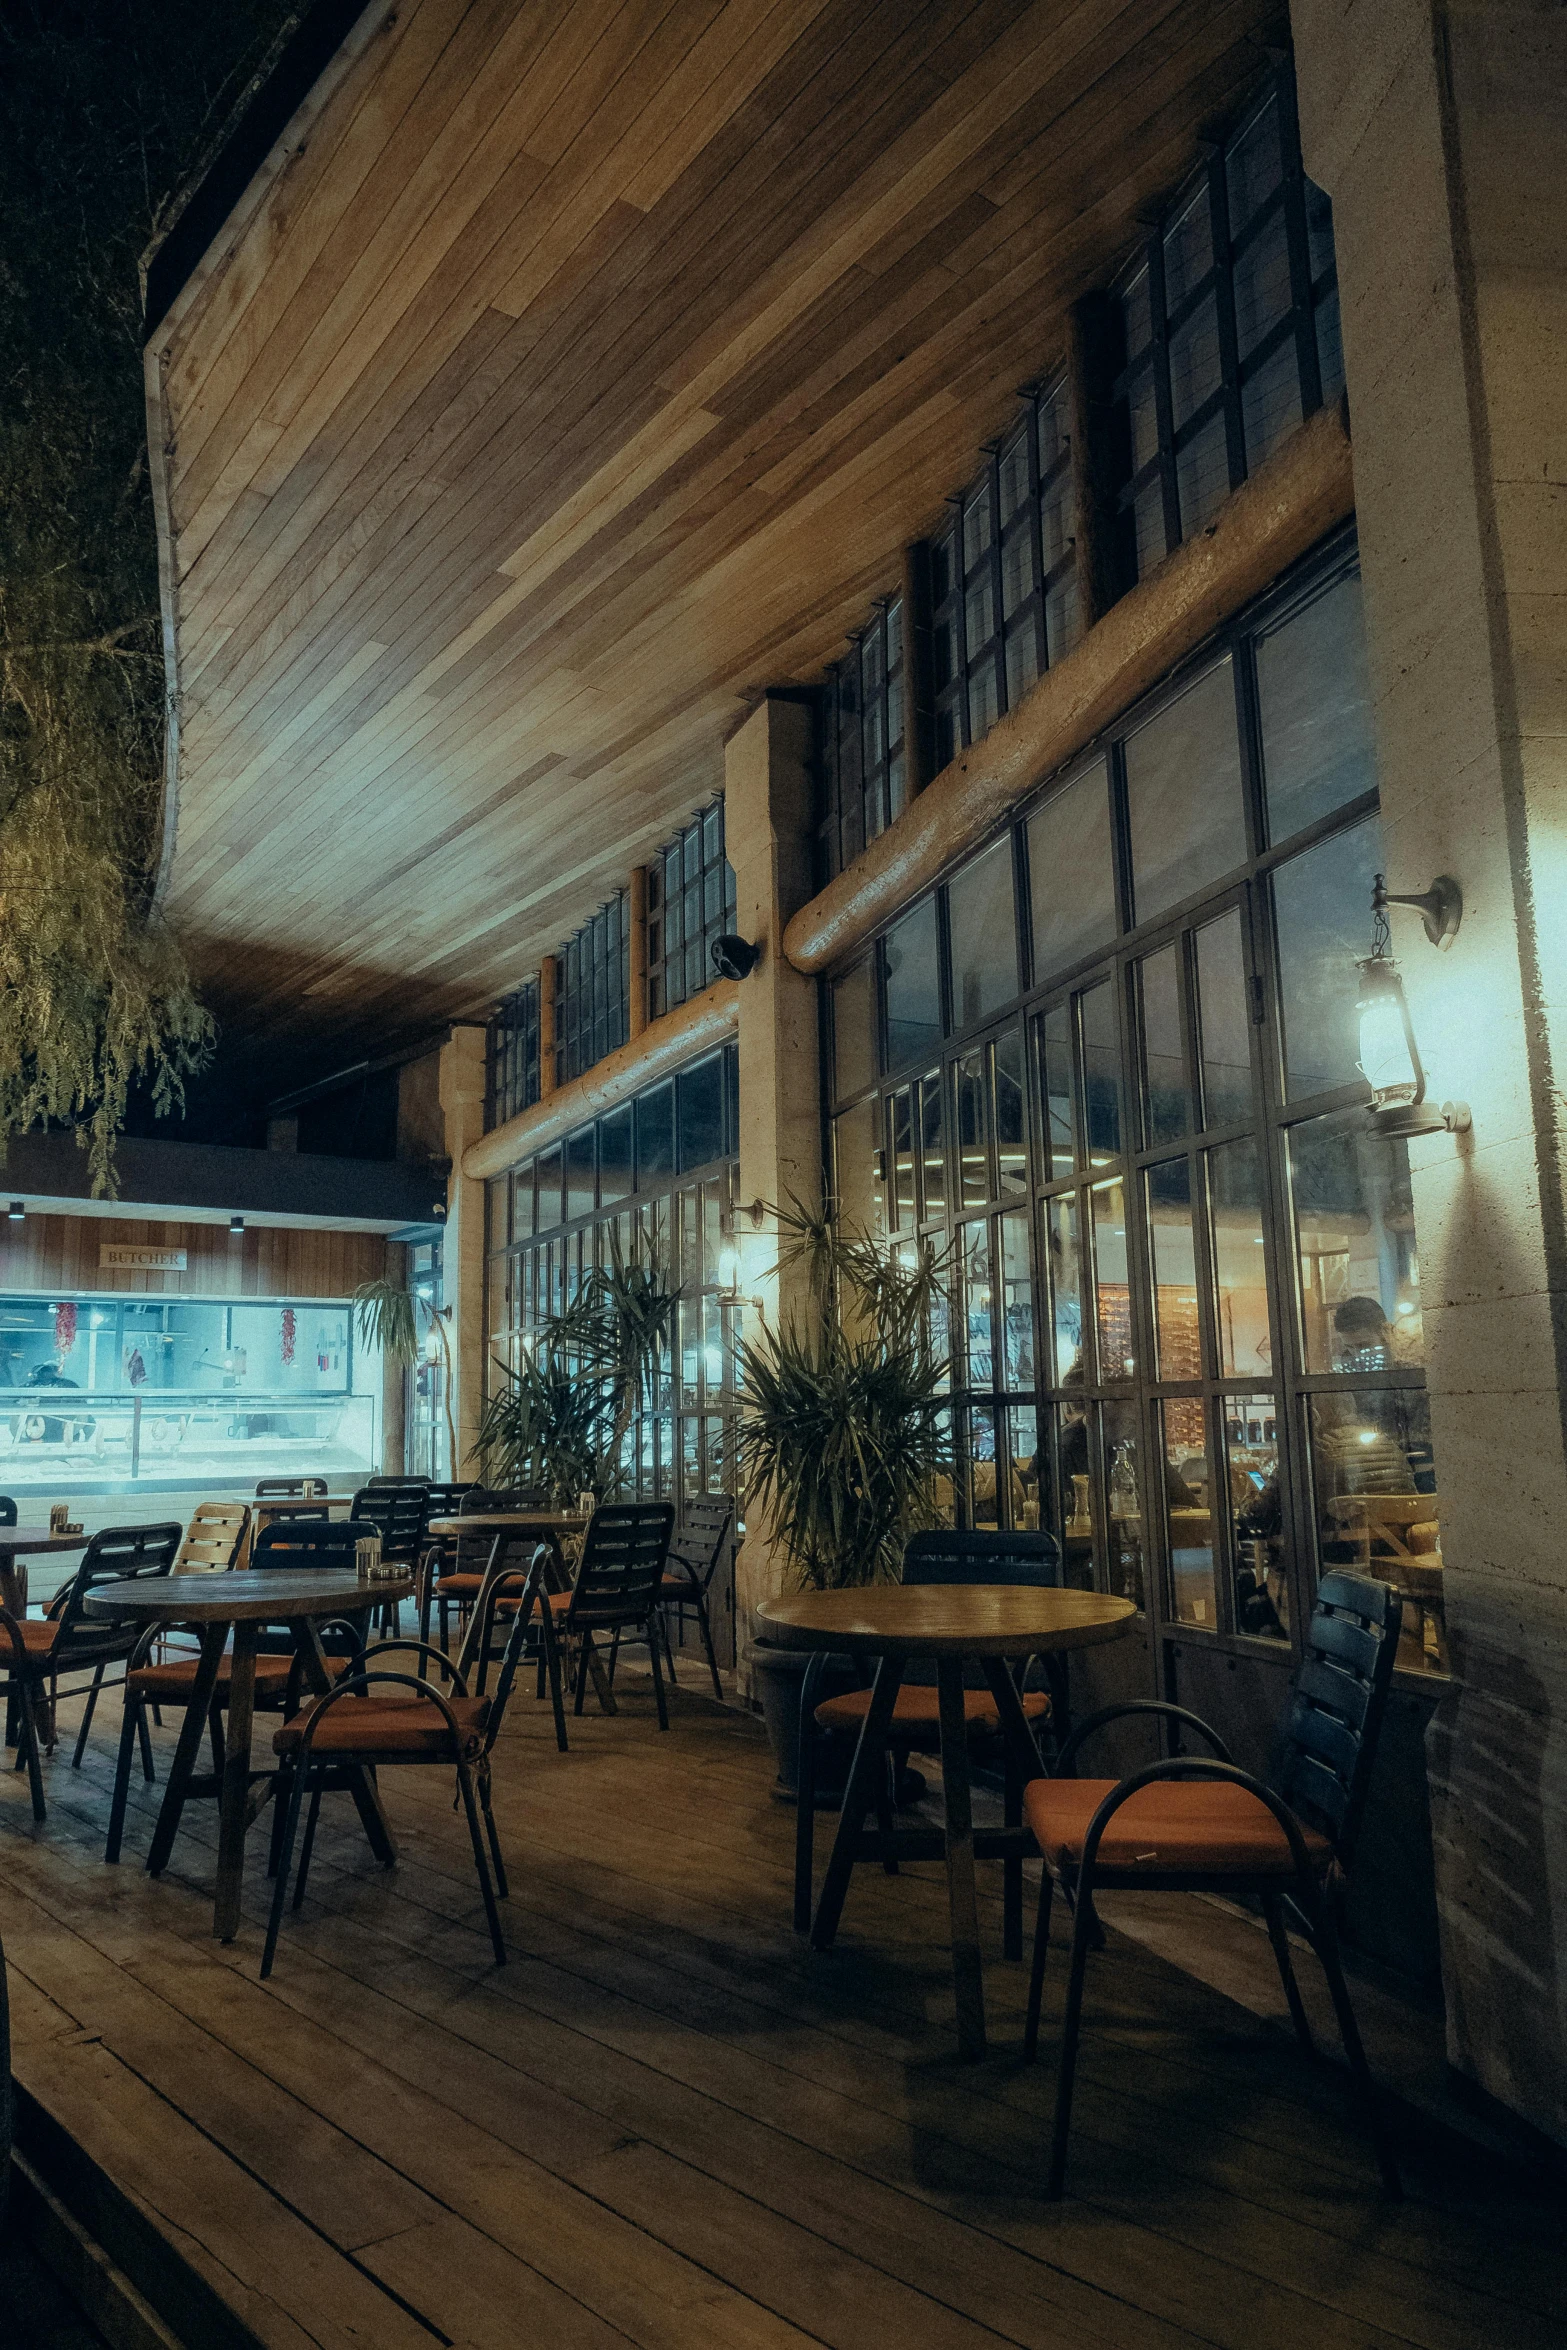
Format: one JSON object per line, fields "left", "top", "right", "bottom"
{"left": 2, "top": 1666, "right": 1561, "bottom": 2350}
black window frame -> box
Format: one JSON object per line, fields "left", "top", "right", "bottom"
{"left": 486, "top": 978, "right": 540, "bottom": 1131}
{"left": 647, "top": 798, "right": 737, "bottom": 1021}
{"left": 555, "top": 891, "right": 630, "bottom": 1087}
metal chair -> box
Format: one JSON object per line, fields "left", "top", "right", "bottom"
{"left": 794, "top": 1527, "right": 1063, "bottom": 1951}
{"left": 352, "top": 1482, "right": 429, "bottom": 1634}
{"left": 1, "top": 1524, "right": 181, "bottom": 1821}
{"left": 254, "top": 1477, "right": 328, "bottom": 1500}
{"left": 652, "top": 1494, "right": 734, "bottom": 1702}
{"left": 420, "top": 1486, "right": 544, "bottom": 1651}
{"left": 505, "top": 1502, "right": 675, "bottom": 1746}
{"left": 262, "top": 1605, "right": 538, "bottom": 1979}
{"left": 1023, "top": 1569, "right": 1404, "bottom": 2200}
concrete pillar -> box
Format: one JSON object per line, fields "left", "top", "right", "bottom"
{"left": 1295, "top": 0, "right": 1567, "bottom": 2142}
{"left": 438, "top": 1022, "right": 489, "bottom": 1480}
{"left": 723, "top": 693, "right": 823, "bottom": 1648}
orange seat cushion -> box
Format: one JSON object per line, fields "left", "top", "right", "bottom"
{"left": 274, "top": 1693, "right": 489, "bottom": 1761}
{"left": 6, "top": 1618, "right": 63, "bottom": 1662}
{"left": 128, "top": 1653, "right": 352, "bottom": 1703}
{"left": 432, "top": 1572, "right": 489, "bottom": 1598}
{"left": 659, "top": 1577, "right": 702, "bottom": 1600}
{"left": 815, "top": 1685, "right": 1051, "bottom": 1742}
{"left": 1023, "top": 1777, "right": 1332, "bottom": 1877}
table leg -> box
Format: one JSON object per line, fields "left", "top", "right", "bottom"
{"left": 214, "top": 1627, "right": 259, "bottom": 1942}
{"left": 0, "top": 1547, "right": 22, "bottom": 1617}
{"left": 290, "top": 1616, "right": 398, "bottom": 1868}
{"left": 978, "top": 1657, "right": 1052, "bottom": 1787}
{"left": 936, "top": 1658, "right": 986, "bottom": 2060}
{"left": 453, "top": 1536, "right": 505, "bottom": 1684}
{"left": 810, "top": 1654, "right": 905, "bottom": 1951}
{"left": 147, "top": 1624, "right": 227, "bottom": 1877}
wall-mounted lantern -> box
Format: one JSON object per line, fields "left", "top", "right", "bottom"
{"left": 1356, "top": 874, "right": 1470, "bottom": 1135}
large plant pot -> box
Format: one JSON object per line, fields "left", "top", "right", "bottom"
{"left": 742, "top": 1635, "right": 863, "bottom": 1803}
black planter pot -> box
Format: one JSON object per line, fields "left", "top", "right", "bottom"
{"left": 742, "top": 1636, "right": 862, "bottom": 1802}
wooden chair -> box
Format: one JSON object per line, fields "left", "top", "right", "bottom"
{"left": 174, "top": 1501, "right": 251, "bottom": 1573}
{"left": 261, "top": 1608, "right": 537, "bottom": 1979}
{"left": 501, "top": 1502, "right": 674, "bottom": 1746}
{"left": 1023, "top": 1569, "right": 1404, "bottom": 2200}
{"left": 794, "top": 1528, "right": 1063, "bottom": 1951}
{"left": 103, "top": 1516, "right": 377, "bottom": 1863}
{"left": 652, "top": 1493, "right": 734, "bottom": 1702}
{"left": 1, "top": 1524, "right": 181, "bottom": 1820}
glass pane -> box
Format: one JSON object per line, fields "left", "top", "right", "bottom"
{"left": 565, "top": 1126, "right": 595, "bottom": 1223}
{"left": 884, "top": 898, "right": 942, "bottom": 1070}
{"left": 956, "top": 1050, "right": 990, "bottom": 1207}
{"left": 1175, "top": 410, "right": 1230, "bottom": 539}
{"left": 1103, "top": 1398, "right": 1145, "bottom": 1610}
{"left": 1121, "top": 262, "right": 1153, "bottom": 358}
{"left": 1044, "top": 564, "right": 1081, "bottom": 663}
{"left": 1243, "top": 337, "right": 1302, "bottom": 477}
{"left": 1288, "top": 1120, "right": 1423, "bottom": 1374}
{"left": 598, "top": 1107, "right": 632, "bottom": 1204}
{"left": 512, "top": 1165, "right": 535, "bottom": 1240}
{"left": 1147, "top": 1159, "right": 1201, "bottom": 1380}
{"left": 1124, "top": 662, "right": 1246, "bottom": 925}
{"left": 1168, "top": 291, "right": 1220, "bottom": 431}
{"left": 1195, "top": 909, "right": 1252, "bottom": 1126}
{"left": 1091, "top": 1177, "right": 1133, "bottom": 1380}
{"left": 1133, "top": 476, "right": 1166, "bottom": 578}
{"left": 1057, "top": 1397, "right": 1098, "bottom": 1589}
{"left": 919, "top": 1070, "right": 946, "bottom": 1218}
{"left": 1005, "top": 616, "right": 1040, "bottom": 709}
{"left": 635, "top": 1084, "right": 675, "bottom": 1183}
{"left": 677, "top": 1055, "right": 725, "bottom": 1171}
{"left": 967, "top": 1404, "right": 1000, "bottom": 1528}
{"left": 1139, "top": 944, "right": 1188, "bottom": 1145}
{"left": 1037, "top": 1003, "right": 1075, "bottom": 1178}
{"left": 1256, "top": 572, "right": 1375, "bottom": 844}
{"left": 962, "top": 1220, "right": 994, "bottom": 1389}
{"left": 994, "top": 1028, "right": 1027, "bottom": 1199}
{"left": 1232, "top": 208, "right": 1292, "bottom": 358}
{"left": 1163, "top": 181, "right": 1213, "bottom": 309}
{"left": 969, "top": 656, "right": 1000, "bottom": 742}
{"left": 1207, "top": 1136, "right": 1270, "bottom": 1379}
{"left": 1226, "top": 1392, "right": 1287, "bottom": 1640}
{"left": 1008, "top": 1405, "right": 1041, "bottom": 1530}
{"left": 891, "top": 1087, "right": 916, "bottom": 1230}
{"left": 1045, "top": 1194, "right": 1083, "bottom": 1385}
{"left": 1309, "top": 1388, "right": 1445, "bottom": 1673}
{"left": 1163, "top": 1397, "right": 1215, "bottom": 1627}
{"left": 536, "top": 1145, "right": 562, "bottom": 1231}
{"left": 1000, "top": 1211, "right": 1034, "bottom": 1388}
{"left": 947, "top": 838, "right": 1019, "bottom": 1027}
{"left": 1272, "top": 814, "right": 1383, "bottom": 1100}
{"left": 833, "top": 1099, "right": 886, "bottom": 1241}
{"left": 1228, "top": 91, "right": 1282, "bottom": 229}
{"left": 1081, "top": 981, "right": 1121, "bottom": 1163}
{"left": 1028, "top": 761, "right": 1116, "bottom": 981}
{"left": 1315, "top": 283, "right": 1345, "bottom": 405}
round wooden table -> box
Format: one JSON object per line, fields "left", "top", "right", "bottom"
{"left": 84, "top": 1568, "right": 412, "bottom": 1944}
{"left": 756, "top": 1584, "right": 1136, "bottom": 2058}
{"left": 426, "top": 1513, "right": 589, "bottom": 1687}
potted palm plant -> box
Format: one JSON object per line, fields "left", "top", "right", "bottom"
{"left": 353, "top": 1276, "right": 458, "bottom": 1475}
{"left": 474, "top": 1236, "right": 678, "bottom": 1501}
{"left": 736, "top": 1203, "right": 952, "bottom": 1792}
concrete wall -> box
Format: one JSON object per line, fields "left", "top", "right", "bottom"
{"left": 1295, "top": 0, "right": 1567, "bottom": 2142}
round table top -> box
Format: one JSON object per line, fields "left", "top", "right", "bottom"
{"left": 83, "top": 1569, "right": 414, "bottom": 1622}
{"left": 755, "top": 1584, "right": 1137, "bottom": 1658}
{"left": 0, "top": 1528, "right": 91, "bottom": 1555}
{"left": 426, "top": 1512, "right": 589, "bottom": 1537}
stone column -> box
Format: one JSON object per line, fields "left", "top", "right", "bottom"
{"left": 1295, "top": 0, "right": 1567, "bottom": 2142}
{"left": 438, "top": 1023, "right": 490, "bottom": 1481}
{"left": 723, "top": 693, "right": 823, "bottom": 1655}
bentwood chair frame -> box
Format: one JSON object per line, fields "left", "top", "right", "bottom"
{"left": 262, "top": 1608, "right": 535, "bottom": 1979}
{"left": 793, "top": 1528, "right": 1063, "bottom": 1953}
{"left": 650, "top": 1493, "right": 734, "bottom": 1702}
{"left": 1, "top": 1524, "right": 182, "bottom": 1820}
{"left": 1023, "top": 1569, "right": 1404, "bottom": 2200}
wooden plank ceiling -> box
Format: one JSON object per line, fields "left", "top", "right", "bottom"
{"left": 154, "top": 0, "right": 1285, "bottom": 1070}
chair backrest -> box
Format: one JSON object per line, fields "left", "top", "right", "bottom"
{"left": 666, "top": 1494, "right": 735, "bottom": 1591}
{"left": 255, "top": 1477, "right": 328, "bottom": 1499}
{"left": 175, "top": 1501, "right": 250, "bottom": 1573}
{"left": 367, "top": 1475, "right": 430, "bottom": 1487}
{"left": 253, "top": 1516, "right": 379, "bottom": 1566}
{"left": 568, "top": 1502, "right": 674, "bottom": 1622}
{"left": 901, "top": 1526, "right": 1063, "bottom": 1587}
{"left": 0, "top": 1495, "right": 16, "bottom": 1529}
{"left": 351, "top": 1483, "right": 428, "bottom": 1561}
{"left": 462, "top": 1486, "right": 547, "bottom": 1512}
{"left": 1274, "top": 1570, "right": 1402, "bottom": 1864}
{"left": 52, "top": 1523, "right": 183, "bottom": 1645}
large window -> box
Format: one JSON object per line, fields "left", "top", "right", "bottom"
{"left": 646, "top": 801, "right": 736, "bottom": 1021}
{"left": 830, "top": 536, "right": 1445, "bottom": 1682}
{"left": 820, "top": 602, "right": 907, "bottom": 877}
{"left": 487, "top": 978, "right": 540, "bottom": 1130}
{"left": 0, "top": 1294, "right": 378, "bottom": 1491}
{"left": 555, "top": 891, "right": 630, "bottom": 1086}
{"left": 486, "top": 1046, "right": 741, "bottom": 1516}
{"left": 1112, "top": 68, "right": 1343, "bottom": 583}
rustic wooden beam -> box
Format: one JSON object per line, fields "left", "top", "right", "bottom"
{"left": 463, "top": 978, "right": 739, "bottom": 1183}
{"left": 782, "top": 399, "right": 1353, "bottom": 975}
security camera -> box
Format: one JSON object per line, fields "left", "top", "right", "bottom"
{"left": 710, "top": 933, "right": 760, "bottom": 981}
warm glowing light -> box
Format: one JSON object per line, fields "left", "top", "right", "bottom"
{"left": 1357, "top": 957, "right": 1421, "bottom": 1106}
{"left": 717, "top": 1244, "right": 740, "bottom": 1293}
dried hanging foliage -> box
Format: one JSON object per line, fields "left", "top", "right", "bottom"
{"left": 0, "top": 2, "right": 294, "bottom": 1191}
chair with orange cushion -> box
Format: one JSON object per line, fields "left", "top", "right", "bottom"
{"left": 649, "top": 1493, "right": 734, "bottom": 1702}
{"left": 418, "top": 1486, "right": 542, "bottom": 1651}
{"left": 261, "top": 1607, "right": 536, "bottom": 1979}
{"left": 1023, "top": 1568, "right": 1404, "bottom": 2200}
{"left": 794, "top": 1527, "right": 1064, "bottom": 1954}
{"left": 487, "top": 1502, "right": 674, "bottom": 1748}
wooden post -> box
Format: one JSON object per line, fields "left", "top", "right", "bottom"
{"left": 537, "top": 955, "right": 558, "bottom": 1101}
{"left": 627, "top": 866, "right": 649, "bottom": 1039}
{"left": 1065, "top": 291, "right": 1122, "bottom": 632}
{"left": 900, "top": 540, "right": 935, "bottom": 796}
